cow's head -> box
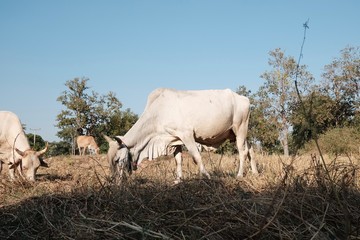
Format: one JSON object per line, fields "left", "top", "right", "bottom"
{"left": 11, "top": 143, "right": 48, "bottom": 181}
{"left": 104, "top": 135, "right": 134, "bottom": 181}
{"left": 89, "top": 146, "right": 100, "bottom": 155}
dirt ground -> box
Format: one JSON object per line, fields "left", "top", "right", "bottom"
{"left": 1, "top": 152, "right": 359, "bottom": 239}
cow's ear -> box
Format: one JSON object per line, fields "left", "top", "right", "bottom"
{"left": 8, "top": 161, "right": 21, "bottom": 169}
{"left": 15, "top": 148, "right": 26, "bottom": 157}
{"left": 103, "top": 134, "right": 113, "bottom": 143}
{"left": 39, "top": 158, "right": 49, "bottom": 168}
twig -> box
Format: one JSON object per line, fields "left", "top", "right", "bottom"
{"left": 78, "top": 210, "right": 172, "bottom": 239}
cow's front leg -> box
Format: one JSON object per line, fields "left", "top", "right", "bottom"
{"left": 182, "top": 138, "right": 210, "bottom": 179}
{"left": 174, "top": 146, "right": 183, "bottom": 184}
{"left": 8, "top": 165, "right": 16, "bottom": 181}
{"left": 248, "top": 142, "right": 259, "bottom": 175}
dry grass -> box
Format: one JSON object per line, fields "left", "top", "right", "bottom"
{"left": 0, "top": 152, "right": 360, "bottom": 239}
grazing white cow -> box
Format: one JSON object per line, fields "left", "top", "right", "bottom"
{"left": 0, "top": 111, "right": 48, "bottom": 181}
{"left": 76, "top": 135, "right": 100, "bottom": 155}
{"left": 105, "top": 88, "right": 258, "bottom": 183}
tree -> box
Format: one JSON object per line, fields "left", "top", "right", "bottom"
{"left": 56, "top": 77, "right": 124, "bottom": 154}
{"left": 321, "top": 46, "right": 360, "bottom": 127}
{"left": 290, "top": 91, "right": 336, "bottom": 151}
{"left": 252, "top": 88, "right": 282, "bottom": 154}
{"left": 259, "top": 48, "right": 314, "bottom": 156}
{"left": 236, "top": 85, "right": 255, "bottom": 141}
{"left": 236, "top": 85, "right": 281, "bottom": 154}
{"left": 47, "top": 141, "right": 72, "bottom": 156}
{"left": 289, "top": 46, "right": 360, "bottom": 153}
{"left": 238, "top": 84, "right": 283, "bottom": 154}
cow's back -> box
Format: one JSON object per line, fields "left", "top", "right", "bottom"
{"left": 77, "top": 136, "right": 97, "bottom": 147}
{"left": 143, "top": 89, "right": 249, "bottom": 136}
{"left": 0, "top": 111, "right": 21, "bottom": 139}
{"left": 0, "top": 111, "right": 30, "bottom": 155}
{"left": 77, "top": 136, "right": 89, "bottom": 147}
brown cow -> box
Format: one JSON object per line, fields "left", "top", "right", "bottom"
{"left": 76, "top": 136, "right": 100, "bottom": 155}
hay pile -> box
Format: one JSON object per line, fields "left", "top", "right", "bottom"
{"left": 0, "top": 154, "right": 359, "bottom": 239}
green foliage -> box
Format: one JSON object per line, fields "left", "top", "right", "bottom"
{"left": 290, "top": 92, "right": 336, "bottom": 151}
{"left": 242, "top": 46, "right": 359, "bottom": 155}
{"left": 258, "top": 48, "right": 314, "bottom": 156}
{"left": 236, "top": 84, "right": 282, "bottom": 154}
{"left": 321, "top": 47, "right": 359, "bottom": 104}
{"left": 26, "top": 133, "right": 46, "bottom": 151}
{"left": 106, "top": 108, "right": 138, "bottom": 137}
{"left": 216, "top": 140, "right": 237, "bottom": 155}
{"left": 243, "top": 48, "right": 314, "bottom": 155}
{"left": 25, "top": 134, "right": 71, "bottom": 157}
{"left": 56, "top": 77, "right": 124, "bottom": 142}
{"left": 303, "top": 127, "right": 360, "bottom": 156}
{"left": 55, "top": 77, "right": 138, "bottom": 155}
{"left": 291, "top": 46, "right": 360, "bottom": 153}
{"left": 47, "top": 141, "right": 72, "bottom": 156}
{"left": 321, "top": 46, "right": 360, "bottom": 127}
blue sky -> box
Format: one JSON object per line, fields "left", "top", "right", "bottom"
{"left": 1, "top": 1, "right": 359, "bottom": 142}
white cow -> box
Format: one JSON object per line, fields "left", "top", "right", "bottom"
{"left": 0, "top": 111, "right": 48, "bottom": 181}
{"left": 76, "top": 135, "right": 100, "bottom": 155}
{"left": 105, "top": 88, "right": 258, "bottom": 183}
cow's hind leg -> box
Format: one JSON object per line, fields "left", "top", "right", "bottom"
{"left": 236, "top": 139, "right": 259, "bottom": 177}
{"left": 234, "top": 116, "right": 251, "bottom": 178}
{"left": 236, "top": 135, "right": 248, "bottom": 178}
{"left": 248, "top": 142, "right": 259, "bottom": 175}
{"left": 181, "top": 136, "right": 210, "bottom": 179}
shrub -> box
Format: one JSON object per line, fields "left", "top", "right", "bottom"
{"left": 303, "top": 127, "right": 360, "bottom": 156}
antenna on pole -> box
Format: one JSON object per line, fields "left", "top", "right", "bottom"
{"left": 295, "top": 18, "right": 310, "bottom": 85}
{"left": 30, "top": 128, "right": 41, "bottom": 146}
{"left": 294, "top": 19, "right": 310, "bottom": 106}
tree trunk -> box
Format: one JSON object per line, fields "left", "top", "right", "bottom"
{"left": 283, "top": 131, "right": 289, "bottom": 157}
{"left": 281, "top": 113, "right": 290, "bottom": 157}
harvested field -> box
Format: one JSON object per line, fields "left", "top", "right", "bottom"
{"left": 1, "top": 152, "right": 360, "bottom": 239}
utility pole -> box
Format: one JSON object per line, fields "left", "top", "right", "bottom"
{"left": 30, "top": 128, "right": 41, "bottom": 146}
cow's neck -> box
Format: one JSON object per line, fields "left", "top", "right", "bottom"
{"left": 10, "top": 131, "right": 30, "bottom": 151}
{"left": 123, "top": 124, "right": 152, "bottom": 148}
{"left": 122, "top": 117, "right": 156, "bottom": 158}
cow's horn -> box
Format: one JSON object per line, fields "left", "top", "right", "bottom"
{"left": 36, "top": 142, "right": 48, "bottom": 156}
{"left": 114, "top": 136, "right": 124, "bottom": 146}
{"left": 8, "top": 161, "right": 21, "bottom": 169}
{"left": 15, "top": 148, "right": 26, "bottom": 157}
